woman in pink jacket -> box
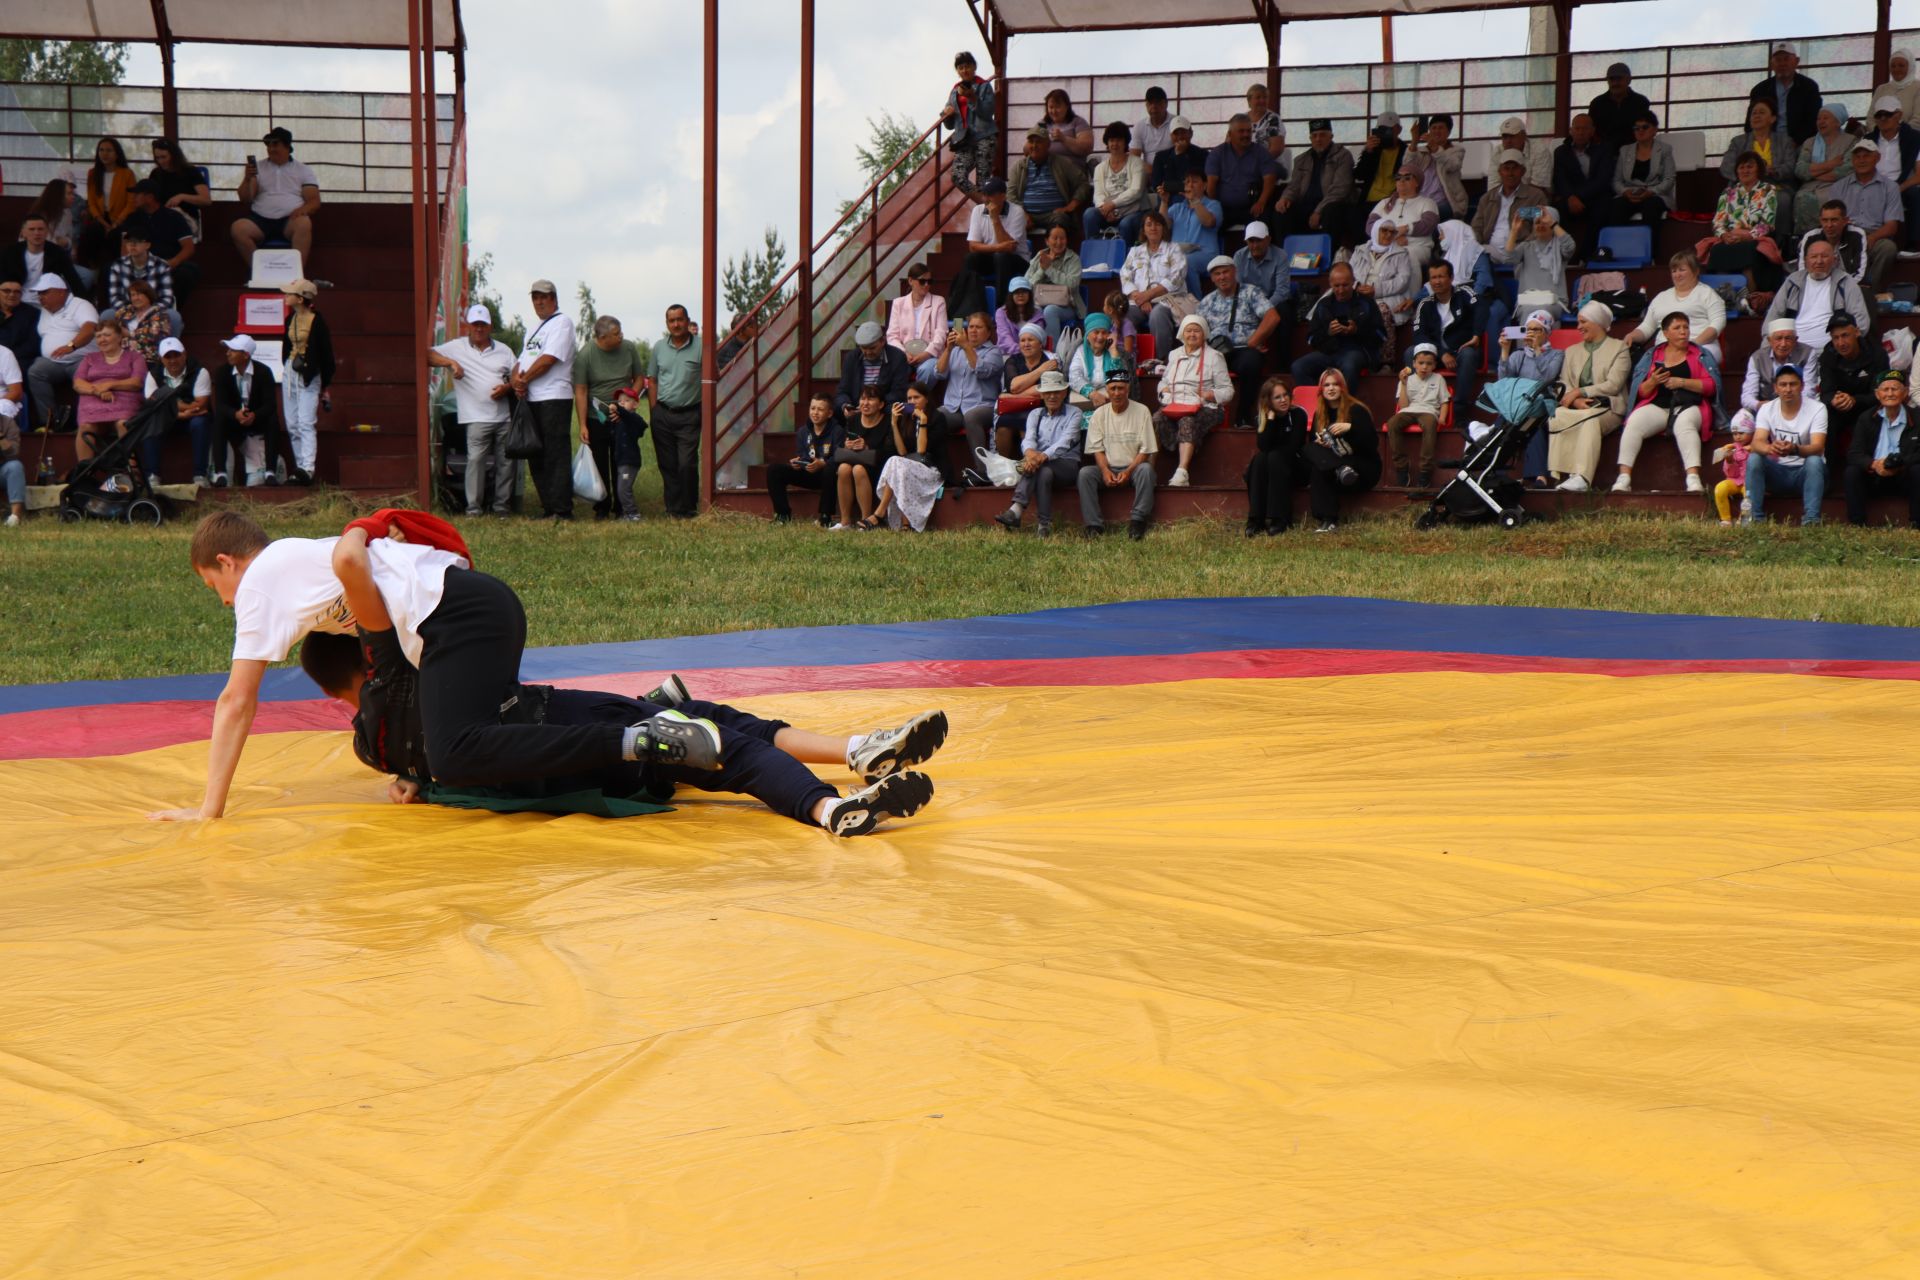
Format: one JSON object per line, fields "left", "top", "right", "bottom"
{"left": 886, "top": 263, "right": 948, "bottom": 383}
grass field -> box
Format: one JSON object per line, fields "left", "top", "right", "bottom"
{"left": 4, "top": 485, "right": 1919, "bottom": 687}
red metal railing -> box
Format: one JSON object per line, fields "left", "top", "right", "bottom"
{"left": 712, "top": 115, "right": 972, "bottom": 484}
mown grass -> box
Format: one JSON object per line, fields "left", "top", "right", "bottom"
{"left": 4, "top": 482, "right": 1919, "bottom": 685}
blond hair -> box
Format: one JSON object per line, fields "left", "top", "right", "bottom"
{"left": 189, "top": 510, "right": 269, "bottom": 567}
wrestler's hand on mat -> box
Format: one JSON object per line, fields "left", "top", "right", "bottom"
{"left": 388, "top": 778, "right": 421, "bottom": 805}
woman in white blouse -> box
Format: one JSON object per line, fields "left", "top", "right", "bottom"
{"left": 1155, "top": 313, "right": 1236, "bottom": 486}
{"left": 1119, "top": 209, "right": 1191, "bottom": 361}
{"left": 1626, "top": 249, "right": 1726, "bottom": 362}
{"left": 1083, "top": 122, "right": 1153, "bottom": 245}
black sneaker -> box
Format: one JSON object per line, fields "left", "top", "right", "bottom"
{"left": 849, "top": 710, "right": 949, "bottom": 783}
{"left": 774, "top": 513, "right": 791, "bottom": 524}
{"left": 822, "top": 771, "right": 936, "bottom": 837}
{"left": 1336, "top": 465, "right": 1358, "bottom": 485}
{"left": 290, "top": 468, "right": 315, "bottom": 486}
{"left": 210, "top": 472, "right": 230, "bottom": 488}
{"left": 1394, "top": 466, "right": 1410, "bottom": 487}
{"left": 993, "top": 507, "right": 1021, "bottom": 530}
{"left": 1127, "top": 519, "right": 1146, "bottom": 540}
{"left": 1244, "top": 521, "right": 1260, "bottom": 538}
{"left": 816, "top": 513, "right": 832, "bottom": 527}
{"left": 1036, "top": 523, "right": 1052, "bottom": 537}
{"left": 644, "top": 674, "right": 691, "bottom": 708}
{"left": 1083, "top": 525, "right": 1103, "bottom": 539}
{"left": 635, "top": 710, "right": 723, "bottom": 771}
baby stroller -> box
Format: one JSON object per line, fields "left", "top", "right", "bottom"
{"left": 1415, "top": 376, "right": 1562, "bottom": 530}
{"left": 56, "top": 385, "right": 180, "bottom": 527}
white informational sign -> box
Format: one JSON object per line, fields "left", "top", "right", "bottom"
{"left": 247, "top": 248, "right": 303, "bottom": 288}
{"left": 251, "top": 339, "right": 287, "bottom": 384}
{"left": 242, "top": 295, "right": 287, "bottom": 328}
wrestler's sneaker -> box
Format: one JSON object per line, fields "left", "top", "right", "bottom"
{"left": 823, "top": 771, "right": 935, "bottom": 837}
{"left": 645, "top": 674, "right": 690, "bottom": 708}
{"left": 850, "top": 710, "right": 949, "bottom": 783}
{"left": 638, "top": 710, "right": 723, "bottom": 771}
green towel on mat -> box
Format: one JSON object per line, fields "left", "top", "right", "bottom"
{"left": 426, "top": 783, "right": 673, "bottom": 819}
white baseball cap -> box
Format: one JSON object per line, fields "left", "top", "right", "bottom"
{"left": 465, "top": 304, "right": 491, "bottom": 323}
{"left": 1874, "top": 95, "right": 1904, "bottom": 116}
{"left": 158, "top": 337, "right": 186, "bottom": 356}
{"left": 31, "top": 273, "right": 67, "bottom": 293}
{"left": 1495, "top": 148, "right": 1527, "bottom": 167}
{"left": 222, "top": 334, "right": 257, "bottom": 355}
{"left": 1244, "top": 220, "right": 1271, "bottom": 240}
{"left": 1500, "top": 116, "right": 1527, "bottom": 135}
{"left": 1169, "top": 114, "right": 1192, "bottom": 133}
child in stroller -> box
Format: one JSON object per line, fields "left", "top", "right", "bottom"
{"left": 1415, "top": 375, "right": 1563, "bottom": 529}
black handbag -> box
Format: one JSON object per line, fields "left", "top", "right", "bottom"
{"left": 503, "top": 395, "right": 543, "bottom": 459}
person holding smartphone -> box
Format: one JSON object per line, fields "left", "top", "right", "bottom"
{"left": 232, "top": 126, "right": 320, "bottom": 265}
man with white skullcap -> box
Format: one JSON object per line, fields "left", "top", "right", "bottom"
{"left": 1742, "top": 316, "right": 1822, "bottom": 420}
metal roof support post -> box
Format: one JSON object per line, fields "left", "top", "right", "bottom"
{"left": 1552, "top": 0, "right": 1574, "bottom": 135}
{"left": 1874, "top": 0, "right": 1893, "bottom": 86}
{"left": 148, "top": 0, "right": 178, "bottom": 138}
{"left": 1258, "top": 1, "right": 1281, "bottom": 114}
{"left": 1381, "top": 15, "right": 1394, "bottom": 62}
{"left": 798, "top": 0, "right": 814, "bottom": 402}
{"left": 408, "top": 0, "right": 431, "bottom": 509}
{"left": 990, "top": 15, "right": 1010, "bottom": 178}
{"left": 424, "top": 0, "right": 439, "bottom": 284}
{"left": 701, "top": 0, "right": 719, "bottom": 513}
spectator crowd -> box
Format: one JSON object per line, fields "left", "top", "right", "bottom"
{"left": 8, "top": 38, "right": 1920, "bottom": 534}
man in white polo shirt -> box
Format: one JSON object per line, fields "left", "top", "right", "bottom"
{"left": 511, "top": 278, "right": 577, "bottom": 520}
{"left": 27, "top": 273, "right": 98, "bottom": 429}
{"left": 143, "top": 336, "right": 213, "bottom": 485}
{"left": 429, "top": 304, "right": 519, "bottom": 516}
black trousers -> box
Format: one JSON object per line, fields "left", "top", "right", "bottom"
{"left": 652, "top": 403, "right": 702, "bottom": 517}
{"left": 1302, "top": 438, "right": 1380, "bottom": 523}
{"left": 1224, "top": 346, "right": 1266, "bottom": 426}
{"left": 951, "top": 251, "right": 1027, "bottom": 319}
{"left": 415, "top": 570, "right": 836, "bottom": 823}
{"left": 584, "top": 414, "right": 618, "bottom": 518}
{"left": 1842, "top": 462, "right": 1920, "bottom": 527}
{"left": 527, "top": 398, "right": 573, "bottom": 517}
{"left": 209, "top": 409, "right": 288, "bottom": 482}
{"left": 1245, "top": 447, "right": 1300, "bottom": 530}
{"left": 767, "top": 460, "right": 836, "bottom": 520}
{"left": 543, "top": 690, "right": 837, "bottom": 826}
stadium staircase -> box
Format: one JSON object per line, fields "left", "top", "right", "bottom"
{"left": 713, "top": 162, "right": 1920, "bottom": 527}
{"left": 5, "top": 195, "right": 422, "bottom": 505}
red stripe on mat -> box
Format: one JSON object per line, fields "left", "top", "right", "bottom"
{"left": 7, "top": 648, "right": 1919, "bottom": 761}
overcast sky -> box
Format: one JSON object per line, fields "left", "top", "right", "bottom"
{"left": 125, "top": 0, "right": 1909, "bottom": 345}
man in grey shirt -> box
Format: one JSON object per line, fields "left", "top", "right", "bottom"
{"left": 1831, "top": 141, "right": 1904, "bottom": 289}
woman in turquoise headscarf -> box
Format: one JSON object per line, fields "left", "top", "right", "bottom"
{"left": 1792, "top": 102, "right": 1852, "bottom": 240}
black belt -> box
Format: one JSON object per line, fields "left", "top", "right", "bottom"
{"left": 658, "top": 401, "right": 700, "bottom": 413}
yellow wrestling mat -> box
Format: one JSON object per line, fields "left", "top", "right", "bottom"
{"left": 6, "top": 673, "right": 1920, "bottom": 1277}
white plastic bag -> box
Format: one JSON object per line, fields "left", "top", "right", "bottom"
{"left": 572, "top": 442, "right": 606, "bottom": 502}
{"left": 974, "top": 445, "right": 1020, "bottom": 487}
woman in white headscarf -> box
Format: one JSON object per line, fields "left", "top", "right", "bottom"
{"left": 1546, "top": 300, "right": 1631, "bottom": 492}
{"left": 1875, "top": 49, "right": 1920, "bottom": 122}
{"left": 1437, "top": 219, "right": 1488, "bottom": 294}
{"left": 1792, "top": 102, "right": 1854, "bottom": 240}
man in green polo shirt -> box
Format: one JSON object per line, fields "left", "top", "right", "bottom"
{"left": 573, "top": 314, "right": 649, "bottom": 520}
{"left": 648, "top": 303, "right": 703, "bottom": 519}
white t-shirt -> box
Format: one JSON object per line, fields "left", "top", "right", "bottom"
{"left": 22, "top": 249, "right": 44, "bottom": 303}
{"left": 1795, "top": 275, "right": 1835, "bottom": 349}
{"left": 0, "top": 345, "right": 20, "bottom": 389}
{"left": 1754, "top": 397, "right": 1828, "bottom": 468}
{"left": 1403, "top": 369, "right": 1449, "bottom": 415}
{"left": 967, "top": 201, "right": 1029, "bottom": 253}
{"left": 1133, "top": 114, "right": 1174, "bottom": 166}
{"left": 251, "top": 157, "right": 320, "bottom": 220}
{"left": 230, "top": 536, "right": 468, "bottom": 668}
{"left": 517, "top": 313, "right": 576, "bottom": 403}
{"left": 1876, "top": 134, "right": 1902, "bottom": 183}
{"left": 38, "top": 296, "right": 99, "bottom": 363}
{"left": 434, "top": 336, "right": 517, "bottom": 423}
{"left": 144, "top": 367, "right": 213, "bottom": 400}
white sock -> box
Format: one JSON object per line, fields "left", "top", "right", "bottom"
{"left": 811, "top": 795, "right": 838, "bottom": 827}
{"left": 844, "top": 733, "right": 868, "bottom": 769}
{"left": 621, "top": 725, "right": 646, "bottom": 761}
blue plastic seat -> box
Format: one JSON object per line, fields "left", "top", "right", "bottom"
{"left": 1080, "top": 238, "right": 1126, "bottom": 281}
{"left": 984, "top": 285, "right": 997, "bottom": 316}
{"left": 1281, "top": 233, "right": 1333, "bottom": 277}
{"left": 1698, "top": 273, "right": 1746, "bottom": 294}
{"left": 1596, "top": 225, "right": 1653, "bottom": 270}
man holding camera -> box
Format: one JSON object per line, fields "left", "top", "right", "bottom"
{"left": 1195, "top": 257, "right": 1280, "bottom": 429}
{"left": 1844, "top": 368, "right": 1920, "bottom": 526}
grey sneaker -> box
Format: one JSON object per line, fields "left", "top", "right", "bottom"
{"left": 645, "top": 674, "right": 690, "bottom": 708}
{"left": 849, "top": 710, "right": 949, "bottom": 783}
{"left": 637, "top": 709, "right": 723, "bottom": 771}
{"left": 822, "top": 771, "right": 935, "bottom": 837}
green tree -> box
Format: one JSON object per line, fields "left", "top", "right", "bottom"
{"left": 465, "top": 251, "right": 524, "bottom": 353}
{"left": 0, "top": 40, "right": 129, "bottom": 84}
{"left": 576, "top": 281, "right": 598, "bottom": 347}
{"left": 836, "top": 113, "right": 932, "bottom": 234}
{"left": 722, "top": 225, "right": 790, "bottom": 321}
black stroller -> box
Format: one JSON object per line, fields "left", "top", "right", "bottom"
{"left": 56, "top": 384, "right": 180, "bottom": 527}
{"left": 1415, "top": 376, "right": 1562, "bottom": 530}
